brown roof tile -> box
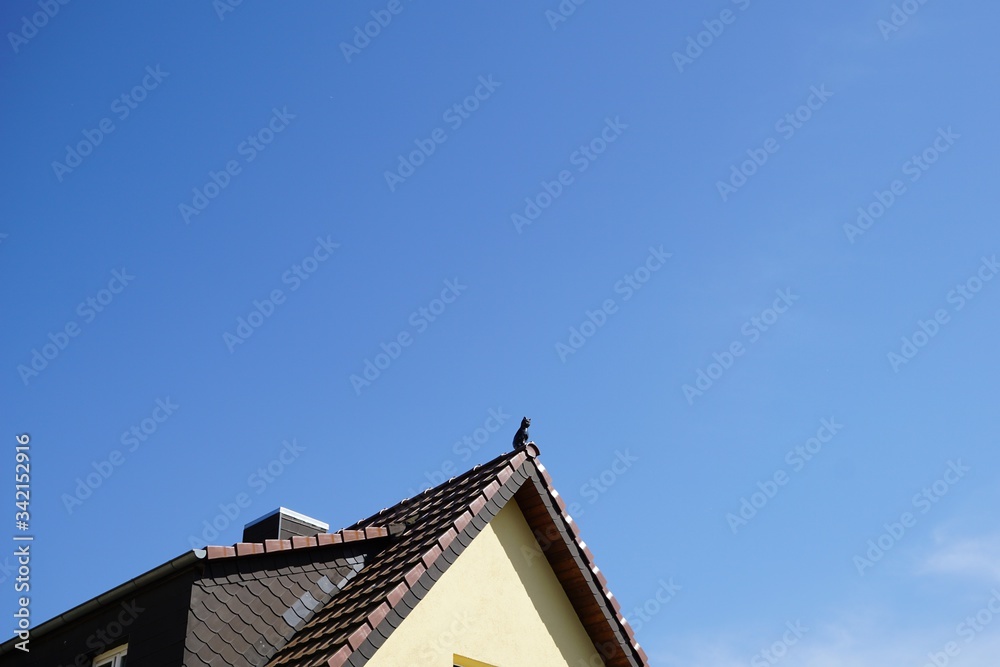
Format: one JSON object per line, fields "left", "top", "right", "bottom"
{"left": 256, "top": 445, "right": 647, "bottom": 667}
{"left": 292, "top": 535, "right": 317, "bottom": 549}
{"left": 327, "top": 644, "right": 352, "bottom": 667}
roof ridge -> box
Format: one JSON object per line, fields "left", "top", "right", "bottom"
{"left": 202, "top": 524, "right": 405, "bottom": 561}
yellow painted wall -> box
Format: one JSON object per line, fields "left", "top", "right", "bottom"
{"left": 365, "top": 500, "right": 601, "bottom": 667}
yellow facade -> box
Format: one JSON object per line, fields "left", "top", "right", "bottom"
{"left": 365, "top": 500, "right": 600, "bottom": 667}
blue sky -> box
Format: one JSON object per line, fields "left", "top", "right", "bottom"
{"left": 3, "top": 1, "right": 1000, "bottom": 665}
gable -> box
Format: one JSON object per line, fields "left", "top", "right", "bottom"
{"left": 266, "top": 447, "right": 646, "bottom": 667}
{"left": 365, "top": 499, "right": 599, "bottom": 667}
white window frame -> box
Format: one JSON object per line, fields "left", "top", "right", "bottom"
{"left": 92, "top": 644, "right": 128, "bottom": 667}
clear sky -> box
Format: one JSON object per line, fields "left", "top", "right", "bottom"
{"left": 3, "top": 1, "right": 1000, "bottom": 665}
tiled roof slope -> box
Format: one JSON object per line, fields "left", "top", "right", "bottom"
{"left": 262, "top": 445, "right": 649, "bottom": 667}
{"left": 185, "top": 524, "right": 415, "bottom": 666}
{"left": 184, "top": 541, "right": 370, "bottom": 666}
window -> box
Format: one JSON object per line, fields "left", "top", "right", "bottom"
{"left": 453, "top": 655, "right": 496, "bottom": 667}
{"left": 93, "top": 644, "right": 127, "bottom": 667}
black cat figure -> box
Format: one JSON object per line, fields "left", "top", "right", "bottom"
{"left": 512, "top": 417, "right": 530, "bottom": 450}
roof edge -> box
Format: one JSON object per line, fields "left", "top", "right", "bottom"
{"left": 526, "top": 460, "right": 649, "bottom": 666}
{"left": 0, "top": 548, "right": 206, "bottom": 656}
{"left": 201, "top": 524, "right": 405, "bottom": 561}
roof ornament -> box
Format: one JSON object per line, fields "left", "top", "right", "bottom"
{"left": 512, "top": 416, "right": 531, "bottom": 450}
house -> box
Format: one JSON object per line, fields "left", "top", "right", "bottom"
{"left": 1, "top": 443, "right": 648, "bottom": 667}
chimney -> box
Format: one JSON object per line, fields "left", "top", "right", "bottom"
{"left": 242, "top": 507, "right": 329, "bottom": 543}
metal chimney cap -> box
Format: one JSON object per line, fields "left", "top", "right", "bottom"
{"left": 244, "top": 507, "right": 329, "bottom": 531}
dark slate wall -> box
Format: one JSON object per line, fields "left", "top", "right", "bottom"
{"left": 184, "top": 546, "right": 369, "bottom": 667}
{"left": 2, "top": 569, "right": 198, "bottom": 667}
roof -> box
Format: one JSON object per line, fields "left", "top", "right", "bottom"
{"left": 240, "top": 444, "right": 649, "bottom": 667}
{"left": 4, "top": 444, "right": 648, "bottom": 667}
